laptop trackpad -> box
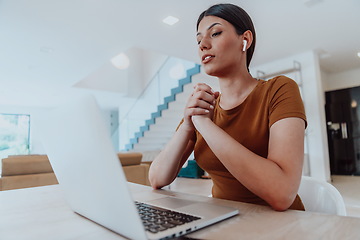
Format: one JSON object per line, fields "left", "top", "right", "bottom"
{"left": 148, "top": 197, "right": 196, "bottom": 209}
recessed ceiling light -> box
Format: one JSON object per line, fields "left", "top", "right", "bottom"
{"left": 357, "top": 52, "right": 360, "bottom": 58}
{"left": 111, "top": 53, "right": 130, "bottom": 70}
{"left": 162, "top": 16, "right": 179, "bottom": 26}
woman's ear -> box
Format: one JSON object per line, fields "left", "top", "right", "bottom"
{"left": 242, "top": 30, "right": 253, "bottom": 51}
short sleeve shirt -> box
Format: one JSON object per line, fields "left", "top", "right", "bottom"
{"left": 193, "top": 76, "right": 307, "bottom": 210}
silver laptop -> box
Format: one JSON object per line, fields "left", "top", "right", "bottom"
{"left": 39, "top": 95, "right": 238, "bottom": 240}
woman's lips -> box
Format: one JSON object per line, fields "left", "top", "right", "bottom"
{"left": 202, "top": 55, "right": 214, "bottom": 64}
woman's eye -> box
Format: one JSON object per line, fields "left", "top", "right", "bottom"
{"left": 212, "top": 31, "right": 222, "bottom": 37}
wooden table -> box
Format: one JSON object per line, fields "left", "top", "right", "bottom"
{"left": 1, "top": 184, "right": 360, "bottom": 240}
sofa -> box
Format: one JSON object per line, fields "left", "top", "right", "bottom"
{"left": 0, "top": 152, "right": 151, "bottom": 191}
{"left": 117, "top": 152, "right": 151, "bottom": 186}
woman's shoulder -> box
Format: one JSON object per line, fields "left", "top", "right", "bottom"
{"left": 259, "top": 75, "right": 299, "bottom": 93}
{"left": 266, "top": 75, "right": 297, "bottom": 86}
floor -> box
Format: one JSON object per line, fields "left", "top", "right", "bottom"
{"left": 168, "top": 175, "right": 360, "bottom": 218}
{"left": 331, "top": 175, "right": 360, "bottom": 218}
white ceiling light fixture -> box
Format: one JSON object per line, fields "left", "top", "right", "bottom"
{"left": 111, "top": 53, "right": 130, "bottom": 70}
{"left": 163, "top": 16, "right": 179, "bottom": 26}
{"left": 357, "top": 52, "right": 360, "bottom": 58}
{"left": 169, "top": 63, "right": 185, "bottom": 79}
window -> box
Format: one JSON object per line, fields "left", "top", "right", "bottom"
{"left": 0, "top": 114, "right": 30, "bottom": 160}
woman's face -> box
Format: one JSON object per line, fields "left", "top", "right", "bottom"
{"left": 196, "top": 16, "right": 244, "bottom": 77}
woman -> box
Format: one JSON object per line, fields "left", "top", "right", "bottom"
{"left": 149, "top": 3, "right": 307, "bottom": 211}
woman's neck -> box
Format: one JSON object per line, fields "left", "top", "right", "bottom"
{"left": 218, "top": 70, "right": 258, "bottom": 110}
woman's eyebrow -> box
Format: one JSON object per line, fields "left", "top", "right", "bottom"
{"left": 196, "top": 22, "right": 222, "bottom": 36}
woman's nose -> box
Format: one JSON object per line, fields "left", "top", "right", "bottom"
{"left": 199, "top": 38, "right": 211, "bottom": 51}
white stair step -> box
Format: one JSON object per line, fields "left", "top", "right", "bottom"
{"left": 167, "top": 101, "right": 186, "bottom": 110}
{"left": 138, "top": 137, "right": 170, "bottom": 145}
{"left": 144, "top": 131, "right": 174, "bottom": 138}
{"left": 148, "top": 124, "right": 177, "bottom": 131}
{"left": 150, "top": 124, "right": 179, "bottom": 132}
{"left": 160, "top": 111, "right": 183, "bottom": 119}
{"left": 138, "top": 135, "right": 171, "bottom": 142}
{"left": 133, "top": 145, "right": 164, "bottom": 152}
{"left": 175, "top": 92, "right": 190, "bottom": 102}
{"left": 177, "top": 86, "right": 192, "bottom": 94}
{"left": 154, "top": 117, "right": 181, "bottom": 125}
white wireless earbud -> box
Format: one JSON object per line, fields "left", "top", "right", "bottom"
{"left": 242, "top": 40, "right": 247, "bottom": 52}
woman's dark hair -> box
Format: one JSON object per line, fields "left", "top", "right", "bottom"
{"left": 197, "top": 3, "right": 256, "bottom": 71}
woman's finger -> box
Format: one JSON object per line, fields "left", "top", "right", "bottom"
{"left": 187, "top": 98, "right": 214, "bottom": 110}
{"left": 193, "top": 83, "right": 214, "bottom": 94}
{"left": 186, "top": 107, "right": 210, "bottom": 116}
{"left": 192, "top": 90, "right": 216, "bottom": 105}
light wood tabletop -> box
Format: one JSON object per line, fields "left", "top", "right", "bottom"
{"left": 1, "top": 184, "right": 360, "bottom": 240}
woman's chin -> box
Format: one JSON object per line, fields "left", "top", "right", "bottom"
{"left": 203, "top": 66, "right": 219, "bottom": 77}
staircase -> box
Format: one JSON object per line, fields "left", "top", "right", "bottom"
{"left": 125, "top": 66, "right": 219, "bottom": 152}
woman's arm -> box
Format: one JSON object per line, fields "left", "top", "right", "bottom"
{"left": 148, "top": 125, "right": 195, "bottom": 189}
{"left": 149, "top": 83, "right": 218, "bottom": 189}
{"left": 192, "top": 116, "right": 305, "bottom": 211}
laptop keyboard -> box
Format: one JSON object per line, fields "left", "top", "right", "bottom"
{"left": 135, "top": 201, "right": 201, "bottom": 234}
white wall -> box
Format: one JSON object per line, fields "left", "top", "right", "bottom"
{"left": 251, "top": 51, "right": 331, "bottom": 182}
{"left": 118, "top": 50, "right": 168, "bottom": 150}
{"left": 320, "top": 69, "right": 330, "bottom": 92}
{"left": 323, "top": 67, "right": 360, "bottom": 92}
{"left": 142, "top": 50, "right": 169, "bottom": 87}
{"left": 126, "top": 48, "right": 168, "bottom": 97}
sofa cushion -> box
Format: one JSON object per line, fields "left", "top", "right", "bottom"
{"left": 117, "top": 152, "right": 142, "bottom": 166}
{"left": 0, "top": 172, "right": 58, "bottom": 191}
{"left": 0, "top": 153, "right": 150, "bottom": 190}
{"left": 122, "top": 164, "right": 150, "bottom": 186}
{"left": 1, "top": 155, "right": 54, "bottom": 176}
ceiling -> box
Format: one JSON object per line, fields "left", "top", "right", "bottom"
{"left": 0, "top": 0, "right": 359, "bottom": 109}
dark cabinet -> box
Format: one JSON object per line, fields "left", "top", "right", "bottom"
{"left": 325, "top": 86, "right": 360, "bottom": 175}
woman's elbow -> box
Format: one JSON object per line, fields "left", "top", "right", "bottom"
{"left": 148, "top": 171, "right": 161, "bottom": 189}
{"left": 268, "top": 193, "right": 296, "bottom": 211}
{"left": 149, "top": 176, "right": 163, "bottom": 189}
{"left": 150, "top": 182, "right": 162, "bottom": 190}
{"left": 271, "top": 202, "right": 291, "bottom": 211}
{"left": 148, "top": 169, "right": 170, "bottom": 189}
